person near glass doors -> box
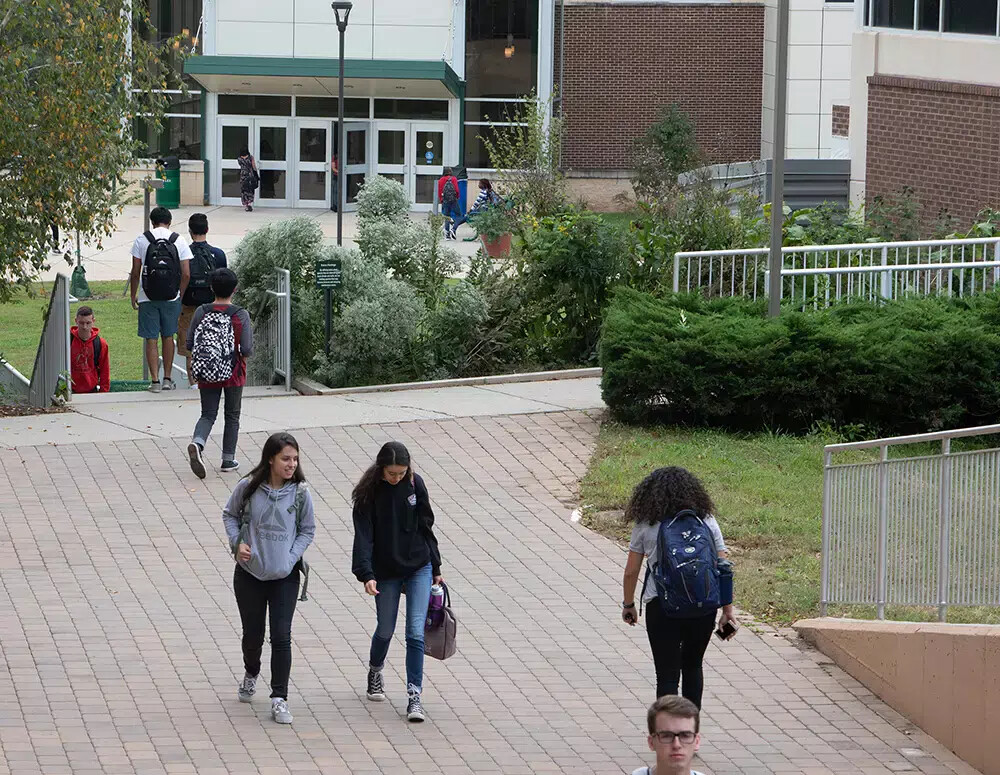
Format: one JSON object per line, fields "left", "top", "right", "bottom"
{"left": 436, "top": 167, "right": 463, "bottom": 240}
{"left": 351, "top": 441, "right": 444, "bottom": 723}
{"left": 237, "top": 147, "right": 258, "bottom": 212}
{"left": 453, "top": 178, "right": 503, "bottom": 239}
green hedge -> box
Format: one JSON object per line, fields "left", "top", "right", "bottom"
{"left": 599, "top": 289, "right": 1000, "bottom": 434}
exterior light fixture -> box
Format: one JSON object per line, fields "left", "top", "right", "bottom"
{"left": 504, "top": 33, "right": 515, "bottom": 59}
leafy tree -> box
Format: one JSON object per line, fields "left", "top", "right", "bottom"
{"left": 630, "top": 104, "right": 701, "bottom": 202}
{"left": 0, "top": 0, "right": 180, "bottom": 301}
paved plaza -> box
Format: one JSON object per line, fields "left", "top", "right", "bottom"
{"left": 45, "top": 206, "right": 481, "bottom": 285}
{"left": 0, "top": 380, "right": 980, "bottom": 774}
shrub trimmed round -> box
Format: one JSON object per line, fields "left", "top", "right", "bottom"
{"left": 599, "top": 288, "right": 1000, "bottom": 434}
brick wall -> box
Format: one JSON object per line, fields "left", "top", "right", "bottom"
{"left": 832, "top": 105, "right": 850, "bottom": 137}
{"left": 867, "top": 74, "right": 1000, "bottom": 229}
{"left": 560, "top": 3, "right": 764, "bottom": 172}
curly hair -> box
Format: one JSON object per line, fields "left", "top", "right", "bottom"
{"left": 624, "top": 466, "right": 716, "bottom": 525}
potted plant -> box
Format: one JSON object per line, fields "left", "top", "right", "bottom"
{"left": 469, "top": 205, "right": 513, "bottom": 257}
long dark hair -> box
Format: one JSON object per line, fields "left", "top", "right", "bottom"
{"left": 479, "top": 178, "right": 493, "bottom": 192}
{"left": 238, "top": 146, "right": 250, "bottom": 158}
{"left": 240, "top": 432, "right": 306, "bottom": 513}
{"left": 352, "top": 441, "right": 411, "bottom": 506}
{"left": 625, "top": 466, "right": 716, "bottom": 526}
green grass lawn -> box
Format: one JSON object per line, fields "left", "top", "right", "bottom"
{"left": 579, "top": 422, "right": 1000, "bottom": 625}
{"left": 598, "top": 211, "right": 636, "bottom": 233}
{"left": 0, "top": 281, "right": 145, "bottom": 380}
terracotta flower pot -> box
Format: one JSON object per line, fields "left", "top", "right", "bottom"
{"left": 480, "top": 232, "right": 512, "bottom": 257}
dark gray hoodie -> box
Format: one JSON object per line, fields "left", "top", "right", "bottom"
{"left": 223, "top": 479, "right": 316, "bottom": 581}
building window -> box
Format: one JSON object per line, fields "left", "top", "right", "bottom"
{"left": 465, "top": 0, "right": 539, "bottom": 168}
{"left": 466, "top": 0, "right": 539, "bottom": 98}
{"left": 218, "top": 95, "right": 292, "bottom": 116}
{"left": 133, "top": 115, "right": 201, "bottom": 159}
{"left": 868, "top": 0, "right": 998, "bottom": 34}
{"left": 295, "top": 96, "right": 370, "bottom": 118}
{"left": 373, "top": 99, "right": 449, "bottom": 120}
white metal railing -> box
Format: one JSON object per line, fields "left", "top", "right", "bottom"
{"left": 821, "top": 424, "right": 1000, "bottom": 621}
{"left": 266, "top": 268, "right": 292, "bottom": 391}
{"left": 674, "top": 237, "right": 1000, "bottom": 307}
{"left": 29, "top": 274, "right": 71, "bottom": 408}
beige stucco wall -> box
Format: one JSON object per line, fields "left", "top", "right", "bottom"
{"left": 795, "top": 618, "right": 1000, "bottom": 775}
{"left": 125, "top": 161, "right": 205, "bottom": 208}
{"left": 565, "top": 174, "right": 634, "bottom": 213}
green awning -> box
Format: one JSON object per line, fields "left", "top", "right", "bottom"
{"left": 185, "top": 56, "right": 464, "bottom": 100}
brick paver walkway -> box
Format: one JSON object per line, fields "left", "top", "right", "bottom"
{"left": 0, "top": 411, "right": 978, "bottom": 775}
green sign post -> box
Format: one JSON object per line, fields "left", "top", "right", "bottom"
{"left": 316, "top": 259, "right": 343, "bottom": 355}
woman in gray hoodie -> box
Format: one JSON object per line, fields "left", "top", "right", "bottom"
{"left": 222, "top": 432, "right": 315, "bottom": 725}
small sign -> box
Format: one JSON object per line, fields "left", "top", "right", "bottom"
{"left": 425, "top": 140, "right": 434, "bottom": 149}
{"left": 424, "top": 150, "right": 434, "bottom": 162}
{"left": 315, "top": 259, "right": 342, "bottom": 289}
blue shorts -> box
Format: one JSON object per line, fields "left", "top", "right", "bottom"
{"left": 138, "top": 299, "right": 181, "bottom": 339}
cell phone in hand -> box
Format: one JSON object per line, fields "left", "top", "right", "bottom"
{"left": 715, "top": 620, "right": 738, "bottom": 641}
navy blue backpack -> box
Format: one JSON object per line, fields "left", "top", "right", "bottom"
{"left": 643, "top": 509, "right": 722, "bottom": 618}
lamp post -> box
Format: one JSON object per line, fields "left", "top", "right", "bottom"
{"left": 768, "top": 0, "right": 790, "bottom": 317}
{"left": 331, "top": 2, "right": 352, "bottom": 248}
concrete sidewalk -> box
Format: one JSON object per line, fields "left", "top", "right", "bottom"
{"left": 45, "top": 205, "right": 482, "bottom": 284}
{"left": 2, "top": 377, "right": 605, "bottom": 449}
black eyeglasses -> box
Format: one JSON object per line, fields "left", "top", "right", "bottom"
{"left": 653, "top": 731, "right": 696, "bottom": 745}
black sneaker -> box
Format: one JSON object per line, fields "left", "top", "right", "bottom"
{"left": 187, "top": 443, "right": 206, "bottom": 479}
{"left": 406, "top": 691, "right": 425, "bottom": 722}
{"left": 220, "top": 460, "right": 240, "bottom": 473}
{"left": 366, "top": 668, "right": 385, "bottom": 702}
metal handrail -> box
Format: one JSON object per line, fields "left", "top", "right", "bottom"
{"left": 782, "top": 260, "right": 1000, "bottom": 277}
{"left": 675, "top": 235, "right": 1000, "bottom": 260}
{"left": 823, "top": 423, "right": 1000, "bottom": 454}
{"left": 821, "top": 423, "right": 1000, "bottom": 620}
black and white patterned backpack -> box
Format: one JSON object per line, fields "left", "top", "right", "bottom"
{"left": 191, "top": 307, "right": 237, "bottom": 383}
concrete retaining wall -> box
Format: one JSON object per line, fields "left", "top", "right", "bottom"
{"left": 795, "top": 618, "right": 1000, "bottom": 775}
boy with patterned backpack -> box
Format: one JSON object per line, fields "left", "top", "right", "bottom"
{"left": 186, "top": 268, "right": 253, "bottom": 478}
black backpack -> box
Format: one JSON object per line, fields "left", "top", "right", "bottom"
{"left": 141, "top": 231, "right": 181, "bottom": 301}
{"left": 442, "top": 178, "right": 458, "bottom": 205}
{"left": 184, "top": 242, "right": 217, "bottom": 306}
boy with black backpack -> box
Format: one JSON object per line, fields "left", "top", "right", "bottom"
{"left": 437, "top": 167, "right": 463, "bottom": 240}
{"left": 178, "top": 213, "right": 228, "bottom": 385}
{"left": 186, "top": 268, "right": 253, "bottom": 478}
{"left": 130, "top": 206, "right": 192, "bottom": 393}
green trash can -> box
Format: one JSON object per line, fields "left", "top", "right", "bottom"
{"left": 155, "top": 155, "right": 181, "bottom": 209}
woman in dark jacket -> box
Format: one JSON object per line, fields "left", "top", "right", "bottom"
{"left": 352, "top": 441, "right": 443, "bottom": 723}
{"left": 237, "top": 147, "right": 258, "bottom": 211}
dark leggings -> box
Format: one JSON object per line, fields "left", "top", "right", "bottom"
{"left": 234, "top": 564, "right": 299, "bottom": 699}
{"left": 645, "top": 599, "right": 716, "bottom": 708}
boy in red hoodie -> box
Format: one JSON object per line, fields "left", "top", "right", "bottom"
{"left": 70, "top": 306, "right": 110, "bottom": 393}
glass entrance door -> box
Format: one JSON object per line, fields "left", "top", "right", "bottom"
{"left": 375, "top": 121, "right": 408, "bottom": 201}
{"left": 219, "top": 119, "right": 252, "bottom": 206}
{"left": 254, "top": 119, "right": 290, "bottom": 207}
{"left": 294, "top": 120, "right": 330, "bottom": 208}
{"left": 342, "top": 122, "right": 369, "bottom": 212}
{"left": 412, "top": 124, "right": 445, "bottom": 212}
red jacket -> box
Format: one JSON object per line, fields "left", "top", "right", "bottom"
{"left": 437, "top": 175, "right": 460, "bottom": 204}
{"left": 71, "top": 326, "right": 110, "bottom": 393}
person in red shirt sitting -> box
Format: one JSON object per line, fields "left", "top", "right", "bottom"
{"left": 70, "top": 306, "right": 110, "bottom": 394}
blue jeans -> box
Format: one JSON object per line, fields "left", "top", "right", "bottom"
{"left": 442, "top": 202, "right": 463, "bottom": 234}
{"left": 369, "top": 563, "right": 432, "bottom": 692}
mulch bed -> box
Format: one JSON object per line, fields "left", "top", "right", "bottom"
{"left": 0, "top": 403, "right": 69, "bottom": 418}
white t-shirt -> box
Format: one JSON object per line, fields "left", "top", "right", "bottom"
{"left": 629, "top": 515, "right": 727, "bottom": 605}
{"left": 131, "top": 227, "right": 193, "bottom": 303}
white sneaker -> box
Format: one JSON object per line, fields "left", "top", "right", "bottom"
{"left": 271, "top": 697, "right": 293, "bottom": 724}
{"left": 237, "top": 673, "right": 256, "bottom": 703}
